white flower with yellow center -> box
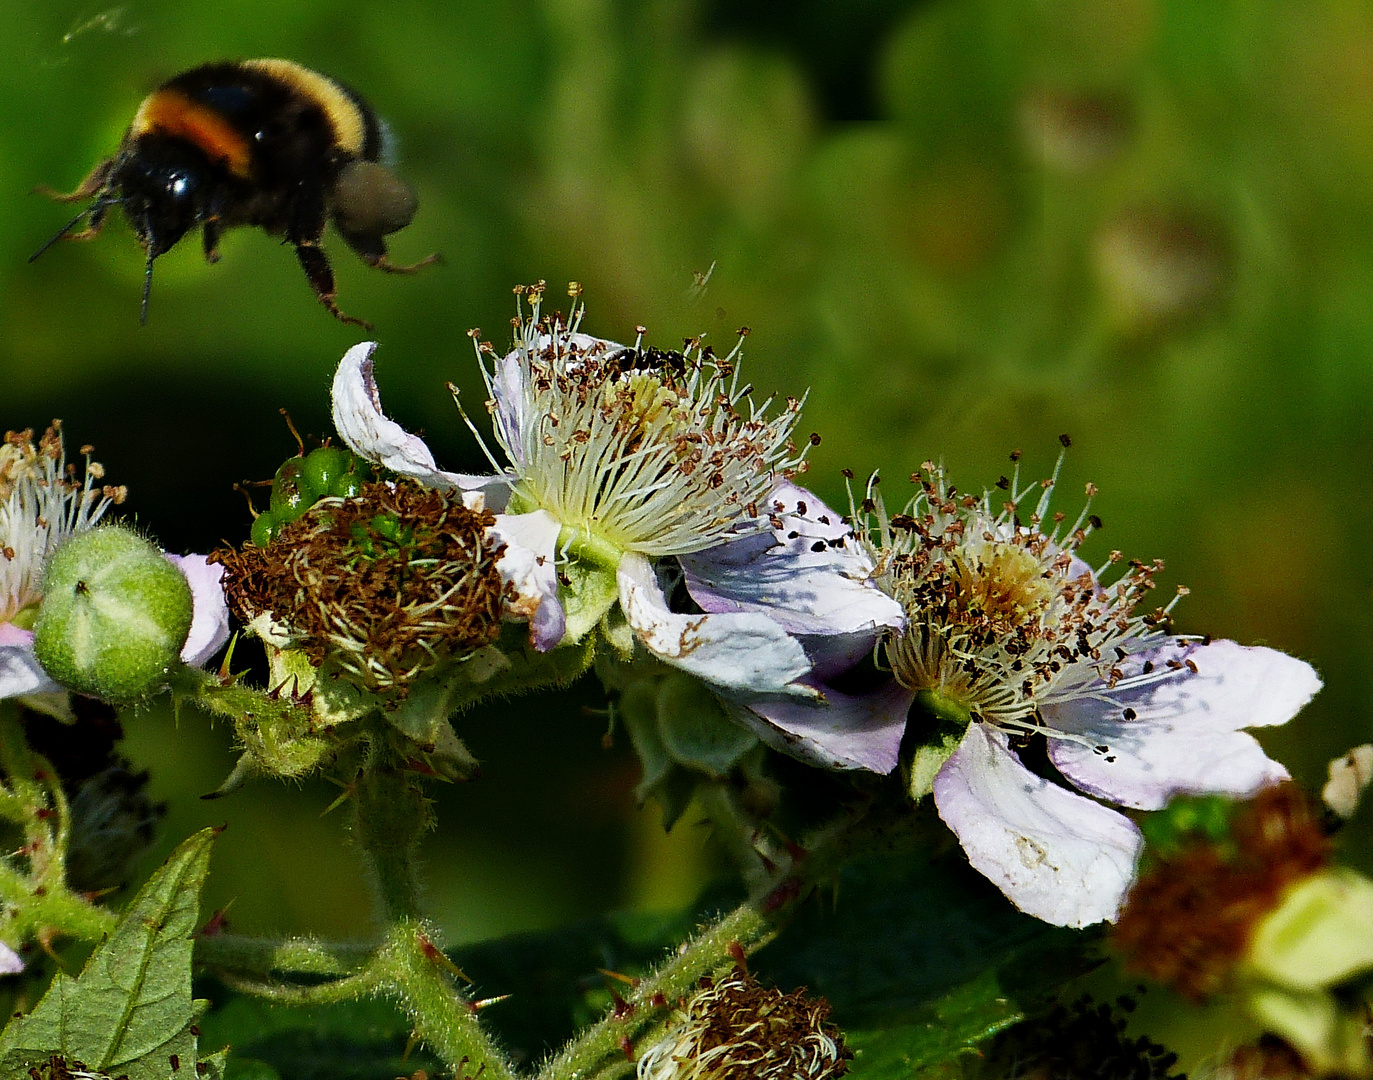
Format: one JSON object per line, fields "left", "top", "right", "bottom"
{"left": 331, "top": 283, "right": 824, "bottom": 697}
{"left": 686, "top": 452, "right": 1321, "bottom": 927}
{"left": 0, "top": 425, "right": 229, "bottom": 703}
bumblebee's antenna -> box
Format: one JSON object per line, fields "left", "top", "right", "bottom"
{"left": 140, "top": 226, "right": 155, "bottom": 325}
{"left": 28, "top": 208, "right": 91, "bottom": 264}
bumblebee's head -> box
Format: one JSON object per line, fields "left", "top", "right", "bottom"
{"left": 113, "top": 138, "right": 208, "bottom": 258}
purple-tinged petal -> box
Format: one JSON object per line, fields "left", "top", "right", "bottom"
{"left": 1045, "top": 640, "right": 1318, "bottom": 811}
{"left": 331, "top": 342, "right": 511, "bottom": 505}
{"left": 742, "top": 678, "right": 914, "bottom": 772}
{"left": 618, "top": 552, "right": 817, "bottom": 699}
{"left": 682, "top": 482, "right": 903, "bottom": 638}
{"left": 934, "top": 725, "right": 1142, "bottom": 928}
{"left": 0, "top": 625, "right": 60, "bottom": 698}
{"left": 165, "top": 554, "right": 230, "bottom": 666}
{"left": 0, "top": 942, "right": 22, "bottom": 975}
{"left": 490, "top": 510, "right": 566, "bottom": 651}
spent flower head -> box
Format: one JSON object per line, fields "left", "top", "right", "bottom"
{"left": 216, "top": 479, "right": 508, "bottom": 691}
{"left": 636, "top": 969, "right": 849, "bottom": 1080}
{"left": 466, "top": 281, "right": 812, "bottom": 561}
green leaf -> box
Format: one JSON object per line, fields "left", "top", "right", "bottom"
{"left": 197, "top": 995, "right": 436, "bottom": 1080}
{"left": 0, "top": 829, "right": 218, "bottom": 1080}
{"left": 754, "top": 846, "right": 1097, "bottom": 1076}
{"left": 844, "top": 971, "right": 1020, "bottom": 1079}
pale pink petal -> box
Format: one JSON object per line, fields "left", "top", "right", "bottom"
{"left": 682, "top": 482, "right": 904, "bottom": 639}
{"left": 490, "top": 510, "right": 565, "bottom": 651}
{"left": 164, "top": 554, "right": 230, "bottom": 666}
{"left": 0, "top": 626, "right": 59, "bottom": 698}
{"left": 0, "top": 942, "right": 22, "bottom": 975}
{"left": 617, "top": 552, "right": 816, "bottom": 698}
{"left": 1046, "top": 640, "right": 1318, "bottom": 810}
{"left": 934, "top": 725, "right": 1142, "bottom": 928}
{"left": 331, "top": 342, "right": 510, "bottom": 505}
{"left": 743, "top": 678, "right": 913, "bottom": 772}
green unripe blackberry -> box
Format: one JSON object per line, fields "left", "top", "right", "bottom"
{"left": 269, "top": 457, "right": 315, "bottom": 524}
{"left": 32, "top": 526, "right": 194, "bottom": 703}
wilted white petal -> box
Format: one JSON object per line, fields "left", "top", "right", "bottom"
{"left": 0, "top": 625, "right": 59, "bottom": 699}
{"left": 618, "top": 552, "right": 816, "bottom": 699}
{"left": 1046, "top": 640, "right": 1318, "bottom": 810}
{"left": 490, "top": 510, "right": 565, "bottom": 651}
{"left": 934, "top": 724, "right": 1142, "bottom": 928}
{"left": 331, "top": 342, "right": 511, "bottom": 505}
{"left": 743, "top": 678, "right": 913, "bottom": 772}
{"left": 165, "top": 554, "right": 230, "bottom": 666}
{"left": 682, "top": 482, "right": 904, "bottom": 638}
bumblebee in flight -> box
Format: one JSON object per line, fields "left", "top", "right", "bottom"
{"left": 32, "top": 59, "right": 437, "bottom": 328}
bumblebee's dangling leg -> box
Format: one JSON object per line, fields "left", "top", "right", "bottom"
{"left": 294, "top": 242, "right": 372, "bottom": 330}
{"left": 202, "top": 217, "right": 223, "bottom": 264}
{"left": 371, "top": 252, "right": 442, "bottom": 275}
{"left": 34, "top": 158, "right": 115, "bottom": 202}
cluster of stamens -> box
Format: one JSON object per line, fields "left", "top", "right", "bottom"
{"left": 463, "top": 282, "right": 814, "bottom": 558}
{"left": 636, "top": 969, "right": 849, "bottom": 1080}
{"left": 858, "top": 447, "right": 1185, "bottom": 738}
{"left": 0, "top": 423, "right": 125, "bottom": 625}
{"left": 214, "top": 480, "right": 508, "bottom": 690}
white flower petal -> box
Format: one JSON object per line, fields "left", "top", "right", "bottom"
{"left": 618, "top": 552, "right": 816, "bottom": 699}
{"left": 164, "top": 554, "right": 230, "bottom": 666}
{"left": 934, "top": 725, "right": 1142, "bottom": 928}
{"left": 682, "top": 483, "right": 904, "bottom": 638}
{"left": 490, "top": 510, "right": 566, "bottom": 651}
{"left": 331, "top": 341, "right": 511, "bottom": 505}
{"left": 742, "top": 679, "right": 913, "bottom": 772}
{"left": 0, "top": 624, "right": 60, "bottom": 698}
{"left": 0, "top": 941, "right": 22, "bottom": 975}
{"left": 1046, "top": 640, "right": 1318, "bottom": 811}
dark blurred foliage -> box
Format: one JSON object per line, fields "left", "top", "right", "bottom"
{"left": 2, "top": 0, "right": 1371, "bottom": 968}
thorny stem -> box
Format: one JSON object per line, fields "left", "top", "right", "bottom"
{"left": 536, "top": 902, "right": 776, "bottom": 1080}
{"left": 0, "top": 703, "right": 116, "bottom": 948}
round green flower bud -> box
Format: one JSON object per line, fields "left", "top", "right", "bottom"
{"left": 32, "top": 526, "right": 194, "bottom": 703}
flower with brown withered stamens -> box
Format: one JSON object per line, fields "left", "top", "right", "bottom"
{"left": 636, "top": 969, "right": 849, "bottom": 1080}
{"left": 216, "top": 479, "right": 508, "bottom": 692}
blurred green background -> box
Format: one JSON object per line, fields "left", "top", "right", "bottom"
{"left": 3, "top": 0, "right": 1371, "bottom": 956}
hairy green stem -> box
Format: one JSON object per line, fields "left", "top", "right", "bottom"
{"left": 536, "top": 901, "right": 775, "bottom": 1080}
{"left": 195, "top": 933, "right": 376, "bottom": 978}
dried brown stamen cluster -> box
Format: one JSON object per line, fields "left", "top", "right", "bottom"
{"left": 470, "top": 281, "right": 812, "bottom": 558}
{"left": 869, "top": 454, "right": 1178, "bottom": 727}
{"left": 1112, "top": 783, "right": 1332, "bottom": 1000}
{"left": 636, "top": 969, "right": 849, "bottom": 1080}
{"left": 215, "top": 480, "right": 508, "bottom": 690}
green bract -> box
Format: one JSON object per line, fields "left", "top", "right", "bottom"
{"left": 32, "top": 525, "right": 193, "bottom": 703}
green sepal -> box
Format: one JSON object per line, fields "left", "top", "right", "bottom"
{"left": 560, "top": 557, "right": 619, "bottom": 644}
{"left": 903, "top": 689, "right": 972, "bottom": 802}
